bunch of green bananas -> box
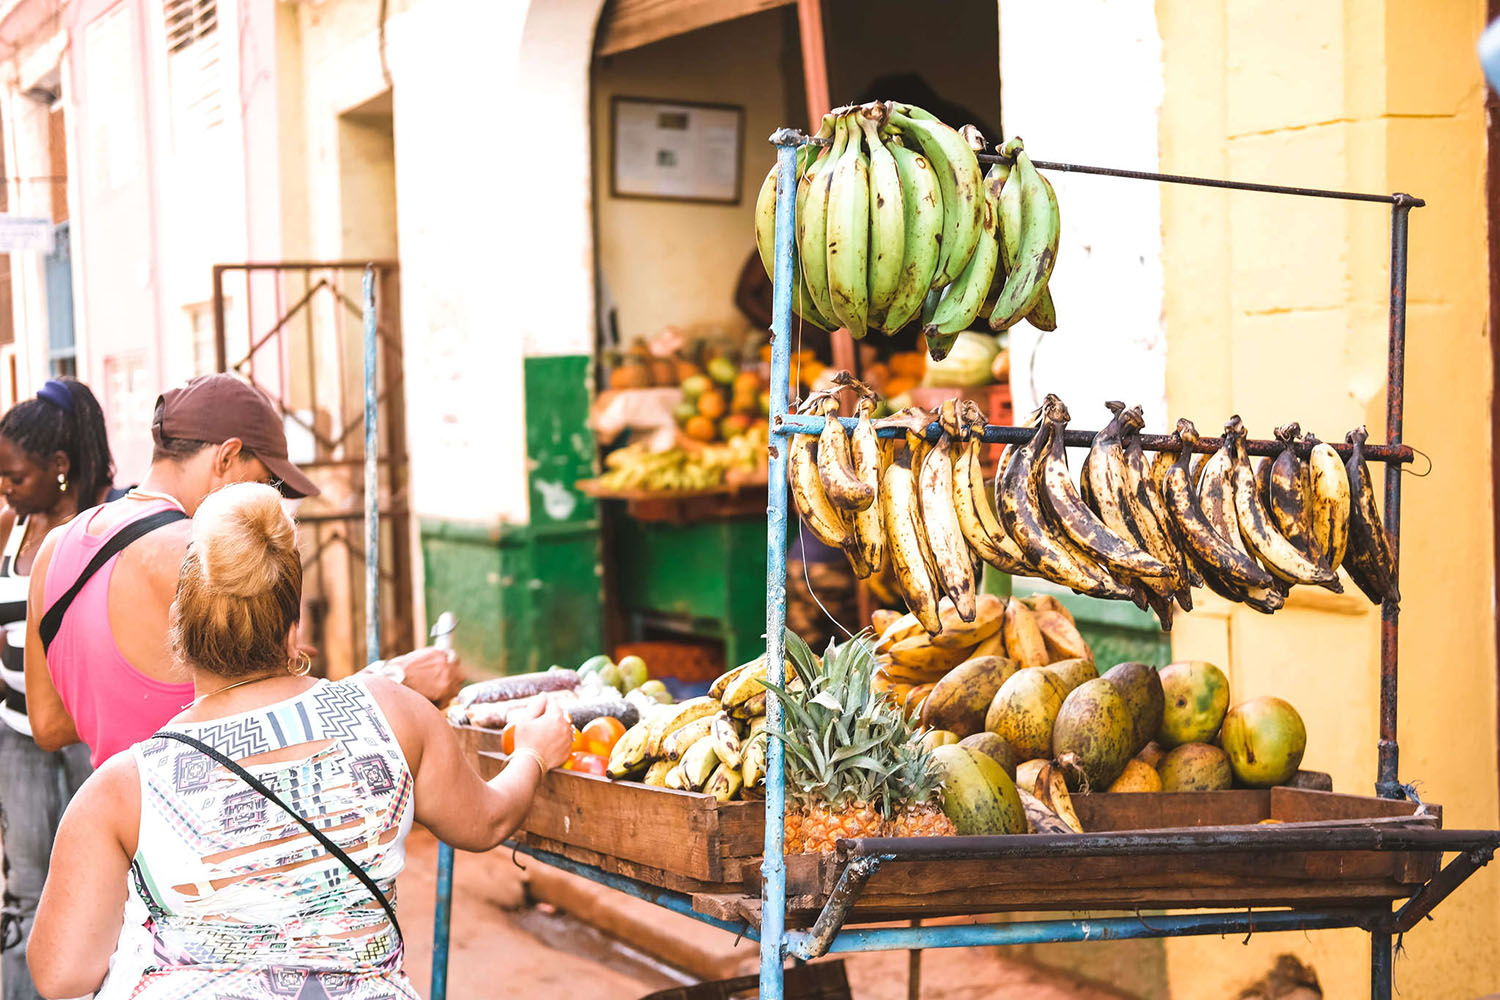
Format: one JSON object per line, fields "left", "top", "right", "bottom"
{"left": 754, "top": 102, "right": 1060, "bottom": 361}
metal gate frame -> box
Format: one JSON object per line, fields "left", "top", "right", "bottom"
{"left": 211, "top": 261, "right": 413, "bottom": 671}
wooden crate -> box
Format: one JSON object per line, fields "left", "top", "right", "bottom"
{"left": 710, "top": 787, "right": 1443, "bottom": 927}
{"left": 457, "top": 725, "right": 762, "bottom": 891}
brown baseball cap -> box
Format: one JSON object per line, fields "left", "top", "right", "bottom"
{"left": 152, "top": 374, "right": 320, "bottom": 498}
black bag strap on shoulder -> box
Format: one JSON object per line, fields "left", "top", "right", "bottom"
{"left": 152, "top": 730, "right": 403, "bottom": 944}
{"left": 38, "top": 509, "right": 187, "bottom": 655}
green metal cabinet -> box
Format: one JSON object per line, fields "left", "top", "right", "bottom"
{"left": 607, "top": 506, "right": 768, "bottom": 671}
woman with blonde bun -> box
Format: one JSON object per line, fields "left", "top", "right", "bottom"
{"left": 26, "top": 484, "right": 574, "bottom": 999}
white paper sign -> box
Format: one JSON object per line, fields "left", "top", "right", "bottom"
{"left": 612, "top": 99, "right": 742, "bottom": 203}
{"left": 0, "top": 216, "right": 54, "bottom": 254}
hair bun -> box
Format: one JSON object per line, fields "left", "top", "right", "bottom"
{"left": 191, "top": 483, "right": 296, "bottom": 598}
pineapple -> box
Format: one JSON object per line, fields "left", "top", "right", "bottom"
{"left": 886, "top": 737, "right": 958, "bottom": 839}
{"left": 764, "top": 629, "right": 950, "bottom": 854}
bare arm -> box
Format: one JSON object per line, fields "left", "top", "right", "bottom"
{"left": 366, "top": 678, "right": 573, "bottom": 852}
{"left": 24, "top": 530, "right": 80, "bottom": 752}
{"left": 29, "top": 754, "right": 137, "bottom": 997}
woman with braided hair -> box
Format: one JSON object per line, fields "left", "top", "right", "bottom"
{"left": 0, "top": 376, "right": 121, "bottom": 1000}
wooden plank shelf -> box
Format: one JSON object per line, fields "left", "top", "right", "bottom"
{"left": 460, "top": 723, "right": 1443, "bottom": 925}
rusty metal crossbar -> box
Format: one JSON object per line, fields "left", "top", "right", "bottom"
{"left": 772, "top": 415, "right": 1416, "bottom": 463}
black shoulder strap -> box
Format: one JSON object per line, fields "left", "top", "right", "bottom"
{"left": 152, "top": 730, "right": 403, "bottom": 944}
{"left": 39, "top": 509, "right": 188, "bottom": 655}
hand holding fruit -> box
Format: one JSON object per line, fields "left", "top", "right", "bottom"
{"left": 512, "top": 695, "right": 576, "bottom": 771}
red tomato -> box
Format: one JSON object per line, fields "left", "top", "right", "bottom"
{"left": 566, "top": 751, "right": 609, "bottom": 776}
{"left": 580, "top": 716, "right": 627, "bottom": 756}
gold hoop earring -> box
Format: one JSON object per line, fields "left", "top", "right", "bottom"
{"left": 57, "top": 473, "right": 67, "bottom": 493}
{"left": 288, "top": 651, "right": 312, "bottom": 677}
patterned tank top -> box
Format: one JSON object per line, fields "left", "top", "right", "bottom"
{"left": 99, "top": 677, "right": 418, "bottom": 1000}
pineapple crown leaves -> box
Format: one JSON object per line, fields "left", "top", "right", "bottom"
{"left": 761, "top": 628, "right": 931, "bottom": 817}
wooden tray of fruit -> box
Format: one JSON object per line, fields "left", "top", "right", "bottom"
{"left": 457, "top": 724, "right": 767, "bottom": 892}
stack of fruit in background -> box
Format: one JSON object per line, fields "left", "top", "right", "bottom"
{"left": 673, "top": 363, "right": 770, "bottom": 444}
{"left": 789, "top": 380, "right": 1400, "bottom": 634}
{"left": 754, "top": 101, "right": 1060, "bottom": 357}
{"left": 590, "top": 334, "right": 775, "bottom": 495}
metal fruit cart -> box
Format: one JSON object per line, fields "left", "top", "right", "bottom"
{"left": 422, "top": 127, "right": 1500, "bottom": 1000}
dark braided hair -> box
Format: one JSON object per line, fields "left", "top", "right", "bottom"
{"left": 0, "top": 378, "right": 116, "bottom": 503}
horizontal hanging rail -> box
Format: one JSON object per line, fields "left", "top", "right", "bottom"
{"left": 779, "top": 128, "right": 1423, "bottom": 206}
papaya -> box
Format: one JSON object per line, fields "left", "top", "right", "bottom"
{"left": 1051, "top": 678, "right": 1135, "bottom": 792}
{"left": 985, "top": 667, "right": 1070, "bottom": 761}
{"left": 1101, "top": 661, "right": 1166, "bottom": 754}
{"left": 958, "top": 731, "right": 1019, "bottom": 780}
{"left": 930, "top": 745, "right": 1026, "bottom": 835}
{"left": 1157, "top": 661, "right": 1230, "bottom": 747}
{"left": 1042, "top": 657, "right": 1098, "bottom": 696}
{"left": 1135, "top": 740, "right": 1167, "bottom": 770}
{"left": 1105, "top": 758, "right": 1163, "bottom": 793}
{"left": 919, "top": 729, "right": 960, "bottom": 752}
{"left": 1220, "top": 697, "right": 1306, "bottom": 787}
{"left": 1159, "top": 742, "right": 1232, "bottom": 791}
{"left": 921, "top": 656, "right": 1020, "bottom": 737}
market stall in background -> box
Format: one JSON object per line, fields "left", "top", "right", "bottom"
{"left": 574, "top": 0, "right": 1154, "bottom": 700}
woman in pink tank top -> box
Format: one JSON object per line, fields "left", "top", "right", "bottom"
{"left": 41, "top": 497, "right": 193, "bottom": 767}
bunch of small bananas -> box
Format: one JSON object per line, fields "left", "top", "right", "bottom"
{"left": 788, "top": 376, "right": 1400, "bottom": 637}
{"left": 605, "top": 657, "right": 776, "bottom": 802}
{"left": 754, "top": 102, "right": 1058, "bottom": 359}
{"left": 1147, "top": 416, "right": 1400, "bottom": 614}
{"left": 994, "top": 398, "right": 1399, "bottom": 626}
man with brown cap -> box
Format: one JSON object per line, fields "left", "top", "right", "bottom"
{"left": 22, "top": 374, "right": 462, "bottom": 763}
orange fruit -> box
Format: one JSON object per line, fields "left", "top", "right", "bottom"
{"left": 684, "top": 415, "right": 717, "bottom": 441}
{"left": 721, "top": 414, "right": 752, "bottom": 439}
{"left": 733, "top": 371, "right": 761, "bottom": 396}
{"left": 697, "top": 391, "right": 727, "bottom": 420}
{"left": 580, "top": 716, "right": 627, "bottom": 756}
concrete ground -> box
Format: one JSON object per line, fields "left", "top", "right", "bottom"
{"left": 397, "top": 828, "right": 1130, "bottom": 999}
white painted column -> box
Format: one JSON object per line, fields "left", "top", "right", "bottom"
{"left": 998, "top": 0, "right": 1166, "bottom": 435}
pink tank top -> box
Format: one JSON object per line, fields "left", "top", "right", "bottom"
{"left": 43, "top": 498, "right": 194, "bottom": 767}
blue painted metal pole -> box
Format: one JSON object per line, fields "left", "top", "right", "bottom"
{"left": 783, "top": 907, "right": 1386, "bottom": 959}
{"left": 760, "top": 131, "right": 802, "bottom": 1000}
{"left": 432, "top": 843, "right": 454, "bottom": 999}
{"left": 362, "top": 265, "right": 380, "bottom": 664}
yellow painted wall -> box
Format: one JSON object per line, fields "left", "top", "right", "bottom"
{"left": 1158, "top": 1, "right": 1499, "bottom": 996}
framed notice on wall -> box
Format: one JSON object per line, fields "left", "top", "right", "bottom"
{"left": 610, "top": 97, "right": 744, "bottom": 204}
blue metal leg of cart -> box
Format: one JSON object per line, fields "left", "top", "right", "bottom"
{"left": 432, "top": 841, "right": 454, "bottom": 999}
{"left": 759, "top": 131, "right": 802, "bottom": 1000}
